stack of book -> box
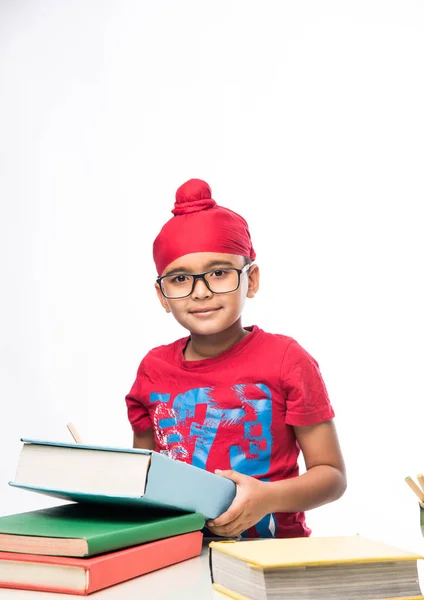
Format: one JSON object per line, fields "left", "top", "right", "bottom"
{"left": 0, "top": 438, "right": 236, "bottom": 594}
{"left": 209, "top": 536, "right": 424, "bottom": 600}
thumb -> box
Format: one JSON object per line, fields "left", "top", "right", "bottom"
{"left": 215, "top": 468, "right": 245, "bottom": 484}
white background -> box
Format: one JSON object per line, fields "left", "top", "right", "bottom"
{"left": 1, "top": 0, "right": 423, "bottom": 560}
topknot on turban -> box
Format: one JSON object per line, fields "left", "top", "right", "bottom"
{"left": 153, "top": 179, "right": 256, "bottom": 275}
{"left": 172, "top": 179, "right": 217, "bottom": 215}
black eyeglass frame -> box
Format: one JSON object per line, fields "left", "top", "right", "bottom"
{"left": 156, "top": 263, "right": 252, "bottom": 299}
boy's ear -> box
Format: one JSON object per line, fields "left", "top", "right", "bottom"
{"left": 247, "top": 264, "right": 260, "bottom": 298}
{"left": 155, "top": 283, "right": 172, "bottom": 313}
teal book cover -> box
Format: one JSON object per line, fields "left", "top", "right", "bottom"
{"left": 10, "top": 439, "right": 236, "bottom": 519}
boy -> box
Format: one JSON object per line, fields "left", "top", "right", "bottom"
{"left": 125, "top": 178, "right": 346, "bottom": 539}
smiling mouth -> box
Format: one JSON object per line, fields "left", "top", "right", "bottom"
{"left": 190, "top": 307, "right": 222, "bottom": 315}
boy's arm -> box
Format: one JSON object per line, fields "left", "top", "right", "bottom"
{"left": 133, "top": 427, "right": 155, "bottom": 450}
{"left": 206, "top": 420, "right": 346, "bottom": 537}
{"left": 268, "top": 419, "right": 347, "bottom": 512}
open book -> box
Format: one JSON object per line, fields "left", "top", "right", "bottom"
{"left": 209, "top": 535, "right": 424, "bottom": 599}
{"left": 9, "top": 439, "right": 236, "bottom": 519}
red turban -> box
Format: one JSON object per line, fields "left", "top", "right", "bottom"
{"left": 153, "top": 179, "right": 256, "bottom": 275}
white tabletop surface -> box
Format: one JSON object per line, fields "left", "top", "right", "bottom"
{"left": 0, "top": 544, "right": 213, "bottom": 600}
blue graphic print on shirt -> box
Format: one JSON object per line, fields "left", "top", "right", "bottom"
{"left": 149, "top": 383, "right": 277, "bottom": 537}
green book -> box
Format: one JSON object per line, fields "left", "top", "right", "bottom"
{"left": 0, "top": 503, "right": 205, "bottom": 557}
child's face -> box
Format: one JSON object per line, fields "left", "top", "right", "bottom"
{"left": 155, "top": 252, "right": 259, "bottom": 336}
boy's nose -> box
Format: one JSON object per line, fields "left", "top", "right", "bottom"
{"left": 191, "top": 278, "right": 212, "bottom": 299}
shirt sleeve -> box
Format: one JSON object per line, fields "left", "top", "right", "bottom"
{"left": 125, "top": 360, "right": 153, "bottom": 434}
{"left": 281, "top": 339, "right": 335, "bottom": 426}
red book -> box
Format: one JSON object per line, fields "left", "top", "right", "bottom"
{"left": 0, "top": 530, "right": 203, "bottom": 595}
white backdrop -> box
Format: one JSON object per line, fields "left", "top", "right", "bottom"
{"left": 1, "top": 0, "right": 423, "bottom": 558}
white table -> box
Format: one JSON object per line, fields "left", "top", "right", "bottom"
{"left": 0, "top": 544, "right": 213, "bottom": 600}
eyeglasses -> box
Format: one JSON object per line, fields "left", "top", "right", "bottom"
{"left": 157, "top": 263, "right": 251, "bottom": 299}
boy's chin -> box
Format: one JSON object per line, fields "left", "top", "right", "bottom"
{"left": 185, "top": 322, "right": 227, "bottom": 336}
{"left": 183, "top": 315, "right": 239, "bottom": 337}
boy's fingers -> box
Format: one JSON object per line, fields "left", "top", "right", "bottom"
{"left": 209, "top": 514, "right": 246, "bottom": 537}
{"left": 215, "top": 469, "right": 246, "bottom": 485}
{"left": 207, "top": 506, "right": 243, "bottom": 527}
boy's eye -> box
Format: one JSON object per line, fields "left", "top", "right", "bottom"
{"left": 211, "top": 269, "right": 228, "bottom": 277}
{"left": 171, "top": 275, "right": 189, "bottom": 283}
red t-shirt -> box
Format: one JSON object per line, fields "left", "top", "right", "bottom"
{"left": 126, "top": 325, "right": 335, "bottom": 539}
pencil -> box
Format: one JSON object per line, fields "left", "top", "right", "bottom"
{"left": 417, "top": 473, "right": 424, "bottom": 493}
{"left": 66, "top": 423, "right": 84, "bottom": 444}
{"left": 405, "top": 476, "right": 424, "bottom": 502}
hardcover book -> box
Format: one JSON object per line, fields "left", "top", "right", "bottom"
{"left": 0, "top": 503, "right": 204, "bottom": 557}
{"left": 0, "top": 530, "right": 203, "bottom": 595}
{"left": 209, "top": 535, "right": 424, "bottom": 599}
{"left": 10, "top": 438, "right": 236, "bottom": 519}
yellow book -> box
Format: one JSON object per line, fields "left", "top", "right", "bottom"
{"left": 212, "top": 583, "right": 424, "bottom": 600}
{"left": 210, "top": 535, "right": 423, "bottom": 568}
{"left": 209, "top": 535, "right": 424, "bottom": 600}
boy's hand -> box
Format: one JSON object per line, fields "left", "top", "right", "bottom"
{"left": 206, "top": 469, "right": 270, "bottom": 537}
